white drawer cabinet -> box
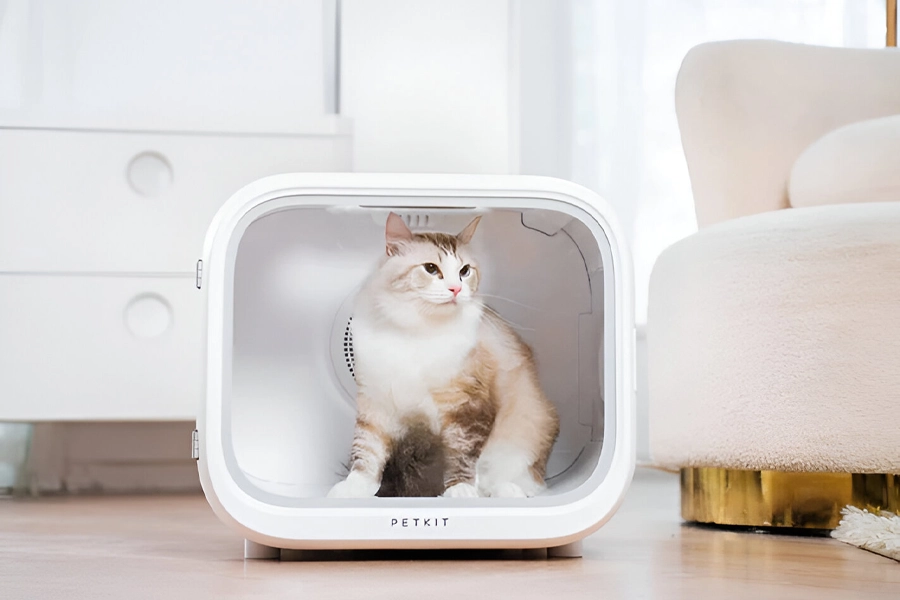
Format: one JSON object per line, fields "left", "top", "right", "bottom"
{"left": 0, "top": 126, "right": 351, "bottom": 273}
{"left": 0, "top": 125, "right": 352, "bottom": 421}
{"left": 0, "top": 274, "right": 202, "bottom": 421}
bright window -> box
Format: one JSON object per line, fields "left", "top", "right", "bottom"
{"left": 570, "top": 0, "right": 887, "bottom": 323}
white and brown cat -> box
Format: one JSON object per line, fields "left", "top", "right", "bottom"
{"left": 327, "top": 213, "right": 559, "bottom": 499}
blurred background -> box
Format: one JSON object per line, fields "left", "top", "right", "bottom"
{"left": 0, "top": 0, "right": 889, "bottom": 495}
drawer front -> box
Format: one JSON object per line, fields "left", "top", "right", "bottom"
{"left": 0, "top": 274, "right": 204, "bottom": 420}
{"left": 0, "top": 129, "right": 351, "bottom": 273}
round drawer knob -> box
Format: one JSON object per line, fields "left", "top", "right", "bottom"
{"left": 124, "top": 294, "right": 173, "bottom": 338}
{"left": 127, "top": 152, "right": 173, "bottom": 197}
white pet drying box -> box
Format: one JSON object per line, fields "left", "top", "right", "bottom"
{"left": 196, "top": 174, "right": 635, "bottom": 557}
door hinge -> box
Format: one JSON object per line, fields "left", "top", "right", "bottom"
{"left": 195, "top": 259, "right": 203, "bottom": 289}
{"left": 191, "top": 429, "right": 200, "bottom": 460}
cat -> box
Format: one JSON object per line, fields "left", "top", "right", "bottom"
{"left": 327, "top": 212, "right": 559, "bottom": 499}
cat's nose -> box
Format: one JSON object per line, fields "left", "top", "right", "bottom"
{"left": 448, "top": 285, "right": 462, "bottom": 297}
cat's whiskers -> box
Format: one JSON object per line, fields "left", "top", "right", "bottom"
{"left": 480, "top": 304, "right": 535, "bottom": 332}
{"left": 476, "top": 293, "right": 539, "bottom": 311}
{"left": 420, "top": 293, "right": 455, "bottom": 303}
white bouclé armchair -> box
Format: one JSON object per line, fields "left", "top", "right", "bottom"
{"left": 648, "top": 40, "right": 900, "bottom": 529}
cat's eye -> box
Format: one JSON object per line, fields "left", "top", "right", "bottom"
{"left": 423, "top": 263, "right": 441, "bottom": 276}
{"left": 459, "top": 264, "right": 471, "bottom": 278}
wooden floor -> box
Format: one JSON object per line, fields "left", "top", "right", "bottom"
{"left": 1, "top": 469, "right": 897, "bottom": 599}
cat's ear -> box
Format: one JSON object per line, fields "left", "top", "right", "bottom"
{"left": 385, "top": 212, "right": 413, "bottom": 256}
{"left": 456, "top": 216, "right": 482, "bottom": 244}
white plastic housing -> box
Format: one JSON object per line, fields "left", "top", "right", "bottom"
{"left": 198, "top": 174, "right": 635, "bottom": 550}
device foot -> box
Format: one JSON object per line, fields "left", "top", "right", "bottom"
{"left": 244, "top": 539, "right": 280, "bottom": 560}
{"left": 547, "top": 539, "right": 583, "bottom": 558}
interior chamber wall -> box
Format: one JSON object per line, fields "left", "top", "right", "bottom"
{"left": 228, "top": 205, "right": 606, "bottom": 499}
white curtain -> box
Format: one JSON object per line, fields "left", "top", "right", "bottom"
{"left": 569, "top": 0, "right": 887, "bottom": 324}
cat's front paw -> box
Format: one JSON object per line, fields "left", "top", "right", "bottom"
{"left": 327, "top": 472, "right": 380, "bottom": 498}
{"left": 485, "top": 482, "right": 528, "bottom": 498}
{"left": 442, "top": 482, "right": 479, "bottom": 498}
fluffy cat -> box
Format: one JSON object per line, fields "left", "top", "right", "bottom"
{"left": 327, "top": 212, "right": 559, "bottom": 499}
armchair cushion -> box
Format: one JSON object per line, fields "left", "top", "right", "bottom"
{"left": 790, "top": 114, "right": 900, "bottom": 208}
{"left": 648, "top": 201, "right": 900, "bottom": 472}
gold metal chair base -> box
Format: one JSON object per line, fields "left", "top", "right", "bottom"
{"left": 681, "top": 467, "right": 900, "bottom": 529}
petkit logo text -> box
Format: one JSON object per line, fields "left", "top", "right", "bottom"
{"left": 390, "top": 517, "right": 449, "bottom": 528}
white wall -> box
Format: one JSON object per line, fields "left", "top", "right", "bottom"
{"left": 340, "top": 0, "right": 580, "bottom": 178}
{"left": 340, "top": 0, "right": 514, "bottom": 173}
{"left": 0, "top": 0, "right": 336, "bottom": 132}
{"left": 515, "top": 0, "right": 573, "bottom": 180}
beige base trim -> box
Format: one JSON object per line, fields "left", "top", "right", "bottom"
{"left": 681, "top": 467, "right": 900, "bottom": 529}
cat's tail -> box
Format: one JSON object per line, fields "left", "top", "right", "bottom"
{"left": 376, "top": 422, "right": 445, "bottom": 498}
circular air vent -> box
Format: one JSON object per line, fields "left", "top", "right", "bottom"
{"left": 343, "top": 317, "right": 356, "bottom": 379}
{"left": 330, "top": 291, "right": 360, "bottom": 409}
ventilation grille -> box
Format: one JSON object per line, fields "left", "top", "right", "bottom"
{"left": 329, "top": 294, "right": 360, "bottom": 404}
{"left": 403, "top": 213, "right": 430, "bottom": 228}
{"left": 343, "top": 317, "right": 355, "bottom": 379}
